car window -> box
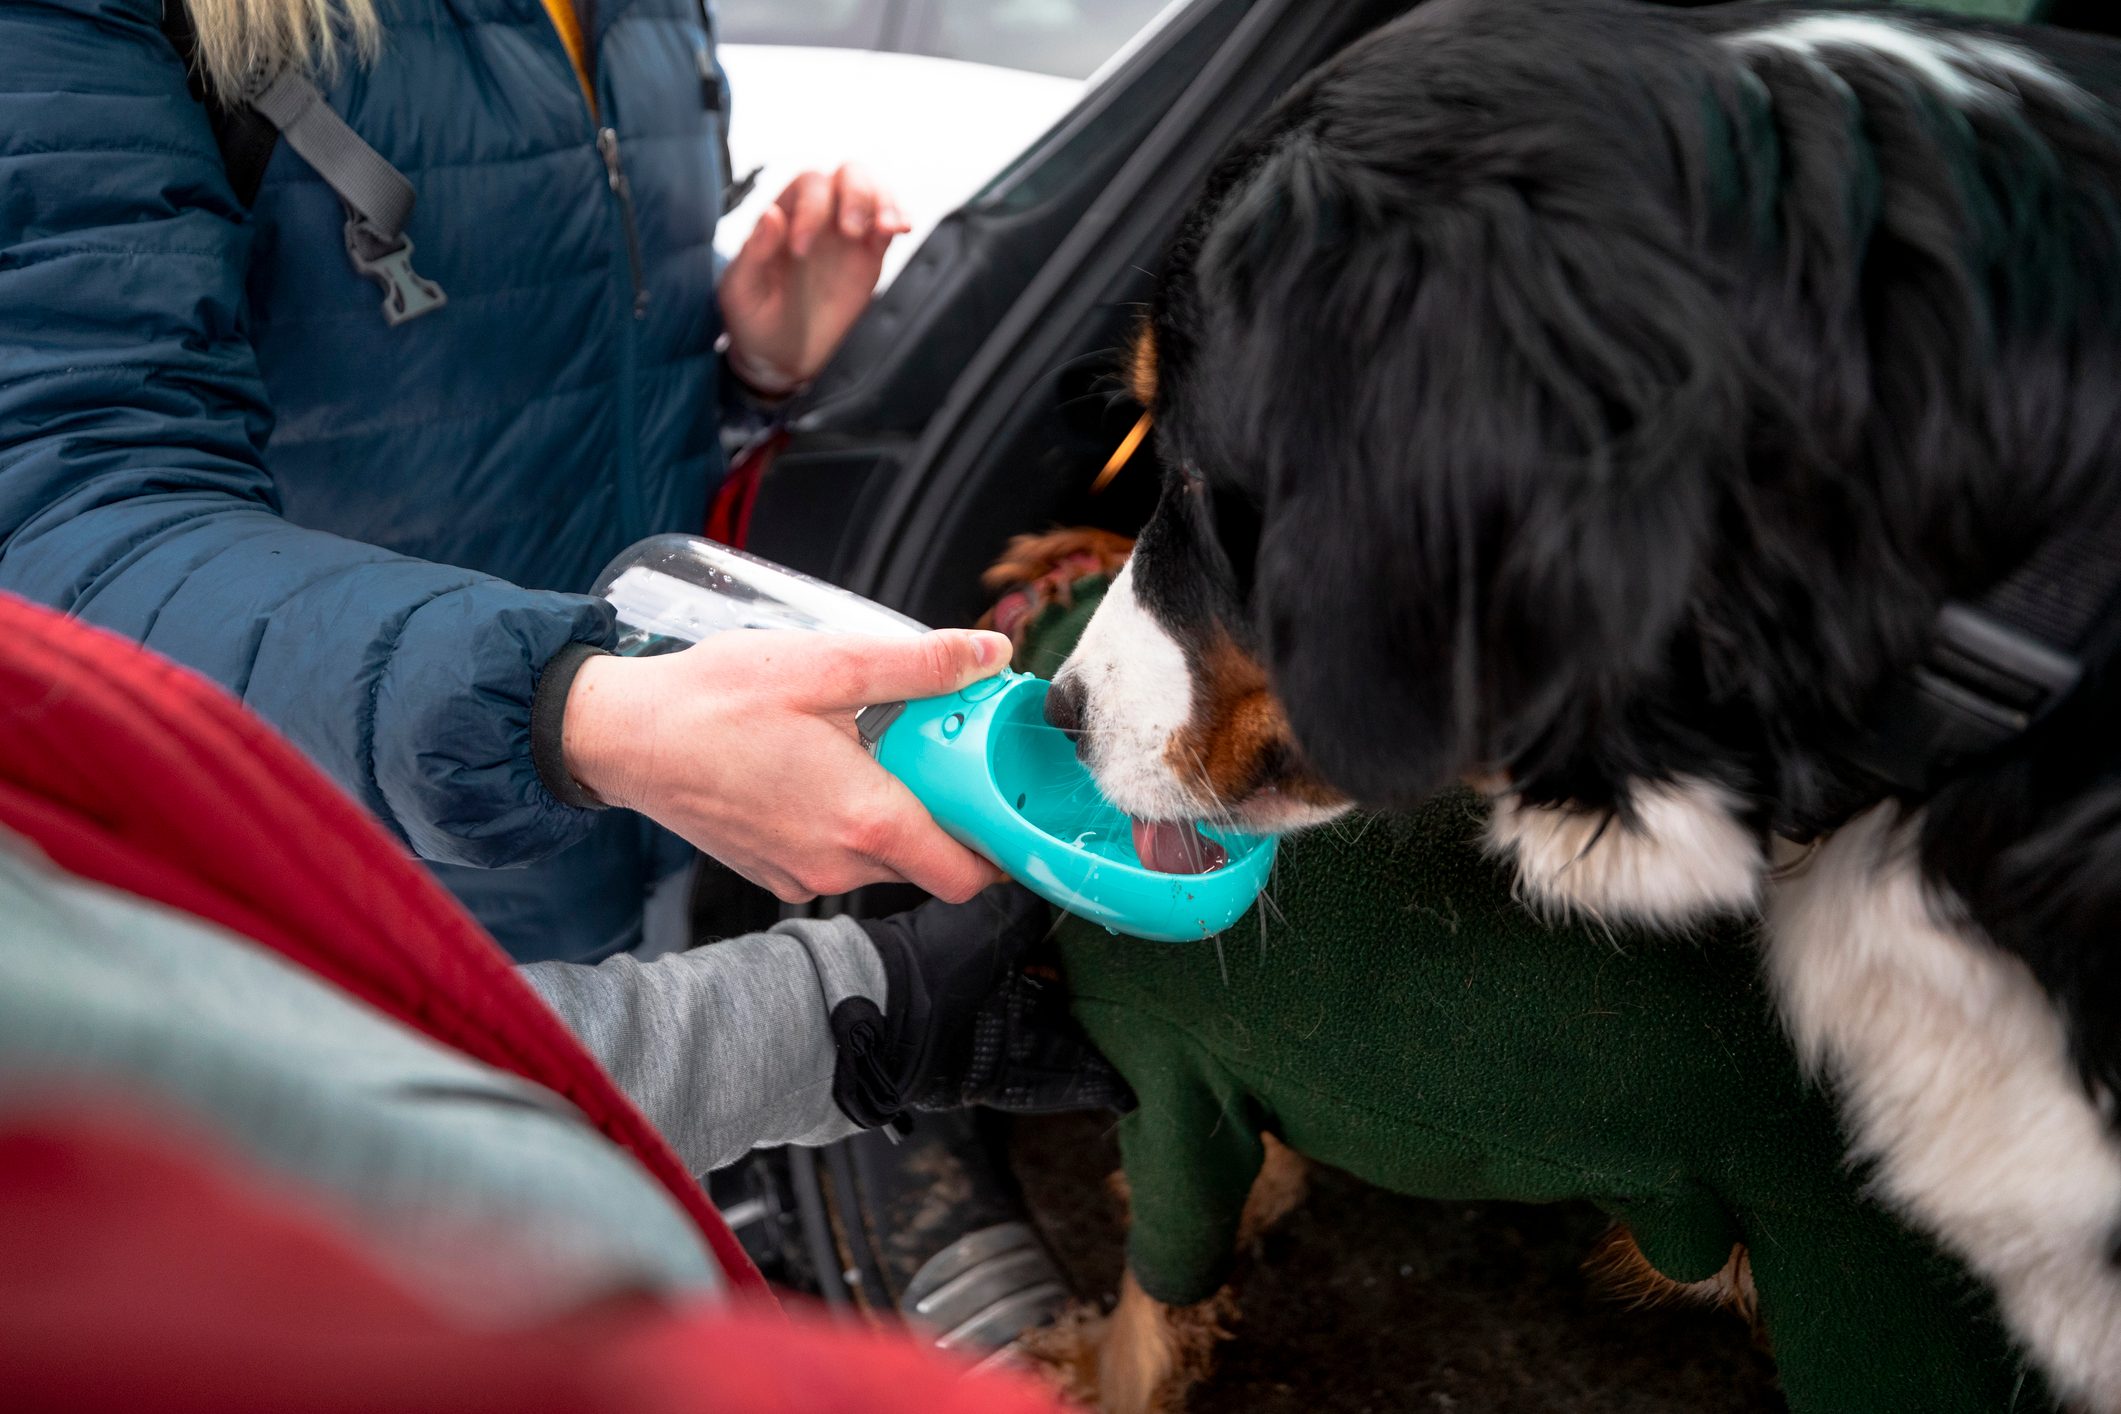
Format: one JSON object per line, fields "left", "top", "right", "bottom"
{"left": 910, "top": 0, "right": 1178, "bottom": 78}
{"left": 715, "top": 0, "right": 896, "bottom": 50}
{"left": 713, "top": 0, "right": 1206, "bottom": 289}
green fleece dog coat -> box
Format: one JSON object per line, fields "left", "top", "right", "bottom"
{"left": 1018, "top": 580, "right": 2047, "bottom": 1414}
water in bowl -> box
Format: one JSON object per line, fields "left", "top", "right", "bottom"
{"left": 985, "top": 679, "right": 1228, "bottom": 875}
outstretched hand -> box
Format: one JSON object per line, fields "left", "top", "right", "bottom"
{"left": 719, "top": 165, "right": 911, "bottom": 393}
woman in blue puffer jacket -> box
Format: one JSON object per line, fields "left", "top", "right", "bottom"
{"left": 0, "top": 0, "right": 1004, "bottom": 964}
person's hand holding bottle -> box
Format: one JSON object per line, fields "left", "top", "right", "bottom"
{"left": 562, "top": 629, "right": 1012, "bottom": 902}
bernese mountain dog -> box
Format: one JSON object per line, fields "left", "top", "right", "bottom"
{"left": 1045, "top": 0, "right": 2121, "bottom": 1404}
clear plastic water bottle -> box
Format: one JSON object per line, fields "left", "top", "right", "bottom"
{"left": 591, "top": 534, "right": 927, "bottom": 657}
{"left": 588, "top": 534, "right": 1277, "bottom": 938}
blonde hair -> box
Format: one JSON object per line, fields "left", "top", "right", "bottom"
{"left": 182, "top": 0, "right": 381, "bottom": 97}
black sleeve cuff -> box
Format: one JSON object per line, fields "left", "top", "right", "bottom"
{"left": 829, "top": 917, "right": 920, "bottom": 1126}
{"left": 531, "top": 641, "right": 613, "bottom": 811}
{"left": 828, "top": 996, "right": 901, "bottom": 1128}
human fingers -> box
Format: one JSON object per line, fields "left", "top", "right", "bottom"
{"left": 832, "top": 164, "right": 877, "bottom": 241}
{"left": 720, "top": 202, "right": 788, "bottom": 306}
{"left": 776, "top": 170, "right": 836, "bottom": 257}
{"left": 794, "top": 631, "right": 1012, "bottom": 712}
{"left": 846, "top": 773, "right": 1002, "bottom": 904}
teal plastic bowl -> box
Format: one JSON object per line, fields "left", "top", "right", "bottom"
{"left": 870, "top": 671, "right": 1276, "bottom": 942}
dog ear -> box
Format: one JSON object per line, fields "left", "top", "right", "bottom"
{"left": 1194, "top": 133, "right": 1739, "bottom": 805}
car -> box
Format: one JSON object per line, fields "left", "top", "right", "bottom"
{"left": 712, "top": 0, "right": 1184, "bottom": 285}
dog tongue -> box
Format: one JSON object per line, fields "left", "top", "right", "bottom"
{"left": 1130, "top": 818, "right": 1229, "bottom": 875}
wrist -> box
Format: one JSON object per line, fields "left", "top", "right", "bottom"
{"left": 721, "top": 336, "right": 810, "bottom": 401}
{"left": 533, "top": 643, "right": 613, "bottom": 810}
{"left": 556, "top": 650, "right": 649, "bottom": 812}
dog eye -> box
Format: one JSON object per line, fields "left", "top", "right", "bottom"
{"left": 1204, "top": 482, "right": 1263, "bottom": 600}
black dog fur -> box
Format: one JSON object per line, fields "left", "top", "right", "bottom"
{"left": 1132, "top": 0, "right": 2121, "bottom": 1108}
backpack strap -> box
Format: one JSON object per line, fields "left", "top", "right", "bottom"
{"left": 157, "top": 0, "right": 278, "bottom": 204}
{"left": 158, "top": 1, "right": 446, "bottom": 326}
{"left": 1831, "top": 518, "right": 2121, "bottom": 805}
{"left": 693, "top": 0, "right": 759, "bottom": 214}
{"left": 246, "top": 70, "right": 448, "bottom": 325}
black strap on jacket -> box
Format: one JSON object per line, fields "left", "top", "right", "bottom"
{"left": 1831, "top": 519, "right": 2121, "bottom": 807}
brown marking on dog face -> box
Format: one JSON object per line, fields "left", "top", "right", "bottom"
{"left": 1127, "top": 322, "right": 1159, "bottom": 408}
{"left": 1166, "top": 636, "right": 1348, "bottom": 817}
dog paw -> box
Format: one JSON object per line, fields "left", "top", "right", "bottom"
{"left": 1016, "top": 1277, "right": 1237, "bottom": 1414}
{"left": 1012, "top": 1300, "right": 1109, "bottom": 1407}
{"left": 1095, "top": 1275, "right": 1237, "bottom": 1414}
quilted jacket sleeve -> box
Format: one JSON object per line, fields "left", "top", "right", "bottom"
{"left": 0, "top": 0, "right": 613, "bottom": 869}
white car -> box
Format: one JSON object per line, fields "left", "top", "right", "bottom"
{"left": 714, "top": 0, "right": 1180, "bottom": 286}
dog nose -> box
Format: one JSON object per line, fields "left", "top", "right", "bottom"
{"left": 1044, "top": 675, "right": 1086, "bottom": 737}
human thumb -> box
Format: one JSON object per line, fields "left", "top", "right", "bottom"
{"left": 723, "top": 202, "right": 787, "bottom": 309}
{"left": 806, "top": 630, "right": 1011, "bottom": 710}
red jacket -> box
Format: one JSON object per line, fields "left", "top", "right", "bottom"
{"left": 0, "top": 593, "right": 1067, "bottom": 1414}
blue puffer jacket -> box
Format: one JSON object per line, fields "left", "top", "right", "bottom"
{"left": 0, "top": 0, "right": 734, "bottom": 961}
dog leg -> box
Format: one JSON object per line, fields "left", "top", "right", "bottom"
{"left": 1095, "top": 1272, "right": 1236, "bottom": 1414}
{"left": 1767, "top": 806, "right": 2121, "bottom": 1411}
{"left": 1584, "top": 1224, "right": 1759, "bottom": 1330}
{"left": 1237, "top": 1131, "right": 1311, "bottom": 1243}
{"left": 1098, "top": 1135, "right": 1307, "bottom": 1411}
{"left": 1023, "top": 1139, "right": 1303, "bottom": 1412}
{"left": 1015, "top": 1168, "right": 1232, "bottom": 1414}
{"left": 1014, "top": 1268, "right": 1236, "bottom": 1414}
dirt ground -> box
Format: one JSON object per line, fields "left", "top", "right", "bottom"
{"left": 1012, "top": 1112, "right": 1786, "bottom": 1414}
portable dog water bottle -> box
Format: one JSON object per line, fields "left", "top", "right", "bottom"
{"left": 591, "top": 535, "right": 1276, "bottom": 942}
